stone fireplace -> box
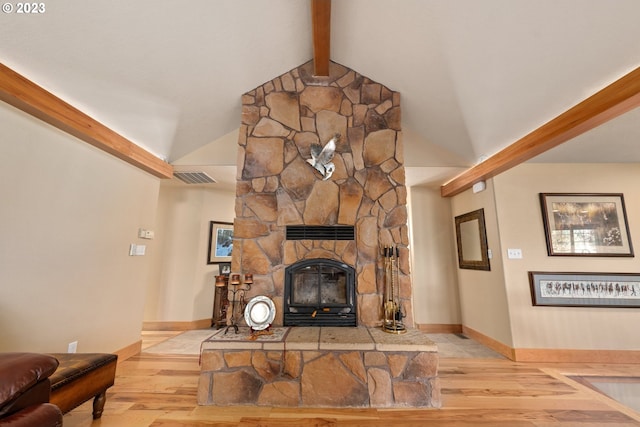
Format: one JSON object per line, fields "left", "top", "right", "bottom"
{"left": 197, "top": 61, "right": 440, "bottom": 409}
{"left": 232, "top": 60, "right": 412, "bottom": 328}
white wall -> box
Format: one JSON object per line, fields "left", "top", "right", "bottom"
{"left": 0, "top": 102, "right": 160, "bottom": 353}
{"left": 408, "top": 185, "right": 461, "bottom": 325}
{"left": 144, "top": 184, "right": 235, "bottom": 322}
{"left": 494, "top": 163, "right": 640, "bottom": 350}
{"left": 7, "top": 89, "right": 633, "bottom": 355}
{"left": 450, "top": 179, "right": 514, "bottom": 346}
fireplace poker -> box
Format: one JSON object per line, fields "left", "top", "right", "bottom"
{"left": 383, "top": 245, "right": 406, "bottom": 334}
{"left": 391, "top": 246, "right": 397, "bottom": 327}
{"left": 383, "top": 247, "right": 394, "bottom": 321}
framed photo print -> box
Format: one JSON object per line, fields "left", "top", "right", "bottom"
{"left": 207, "top": 221, "right": 233, "bottom": 264}
{"left": 218, "top": 262, "right": 231, "bottom": 276}
{"left": 529, "top": 271, "right": 640, "bottom": 308}
{"left": 539, "top": 193, "right": 633, "bottom": 257}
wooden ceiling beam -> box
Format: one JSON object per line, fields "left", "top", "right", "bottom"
{"left": 0, "top": 63, "right": 173, "bottom": 179}
{"left": 441, "top": 66, "right": 640, "bottom": 197}
{"left": 312, "top": 0, "right": 331, "bottom": 76}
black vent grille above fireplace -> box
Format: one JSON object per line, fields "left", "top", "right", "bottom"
{"left": 286, "top": 225, "right": 355, "bottom": 240}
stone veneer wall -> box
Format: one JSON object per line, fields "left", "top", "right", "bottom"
{"left": 232, "top": 61, "right": 412, "bottom": 327}
{"left": 198, "top": 327, "right": 440, "bottom": 408}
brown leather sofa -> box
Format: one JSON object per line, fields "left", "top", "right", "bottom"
{"left": 0, "top": 353, "right": 63, "bottom": 427}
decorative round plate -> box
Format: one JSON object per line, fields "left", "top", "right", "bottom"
{"left": 244, "top": 295, "right": 275, "bottom": 330}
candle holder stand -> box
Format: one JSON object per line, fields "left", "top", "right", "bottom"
{"left": 224, "top": 273, "right": 253, "bottom": 334}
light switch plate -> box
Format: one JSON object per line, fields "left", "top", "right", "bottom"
{"left": 129, "top": 244, "right": 146, "bottom": 256}
{"left": 507, "top": 248, "right": 523, "bottom": 259}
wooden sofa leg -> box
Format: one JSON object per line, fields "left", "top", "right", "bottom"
{"left": 92, "top": 391, "right": 106, "bottom": 419}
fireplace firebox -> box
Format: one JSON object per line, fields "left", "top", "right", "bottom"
{"left": 284, "top": 258, "right": 356, "bottom": 327}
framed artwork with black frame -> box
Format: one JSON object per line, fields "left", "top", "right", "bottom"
{"left": 207, "top": 221, "right": 233, "bottom": 264}
{"left": 529, "top": 271, "right": 640, "bottom": 308}
{"left": 218, "top": 262, "right": 231, "bottom": 276}
{"left": 539, "top": 193, "right": 633, "bottom": 257}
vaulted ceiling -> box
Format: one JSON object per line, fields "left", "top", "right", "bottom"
{"left": 1, "top": 0, "right": 639, "bottom": 190}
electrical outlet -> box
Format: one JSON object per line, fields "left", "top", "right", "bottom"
{"left": 507, "top": 248, "right": 523, "bottom": 259}
{"left": 68, "top": 341, "right": 78, "bottom": 353}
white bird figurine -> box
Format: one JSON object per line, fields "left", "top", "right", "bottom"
{"left": 306, "top": 133, "right": 339, "bottom": 180}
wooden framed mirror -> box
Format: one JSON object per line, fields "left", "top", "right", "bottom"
{"left": 455, "top": 208, "right": 490, "bottom": 271}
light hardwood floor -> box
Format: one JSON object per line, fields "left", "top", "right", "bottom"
{"left": 62, "top": 332, "right": 640, "bottom": 427}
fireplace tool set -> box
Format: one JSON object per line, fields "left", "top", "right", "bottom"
{"left": 224, "top": 273, "right": 253, "bottom": 334}
{"left": 382, "top": 246, "right": 406, "bottom": 334}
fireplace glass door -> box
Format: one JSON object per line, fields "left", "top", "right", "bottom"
{"left": 292, "top": 265, "right": 347, "bottom": 305}
{"left": 284, "top": 258, "right": 356, "bottom": 326}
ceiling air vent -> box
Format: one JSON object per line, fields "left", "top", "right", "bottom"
{"left": 286, "top": 225, "right": 355, "bottom": 241}
{"left": 174, "top": 171, "right": 216, "bottom": 184}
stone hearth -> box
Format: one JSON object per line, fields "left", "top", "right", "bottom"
{"left": 232, "top": 61, "right": 412, "bottom": 327}
{"left": 197, "top": 327, "right": 440, "bottom": 408}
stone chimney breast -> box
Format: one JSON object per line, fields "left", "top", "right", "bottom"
{"left": 233, "top": 61, "right": 413, "bottom": 328}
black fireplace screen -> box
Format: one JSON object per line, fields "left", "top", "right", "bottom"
{"left": 284, "top": 258, "right": 356, "bottom": 327}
